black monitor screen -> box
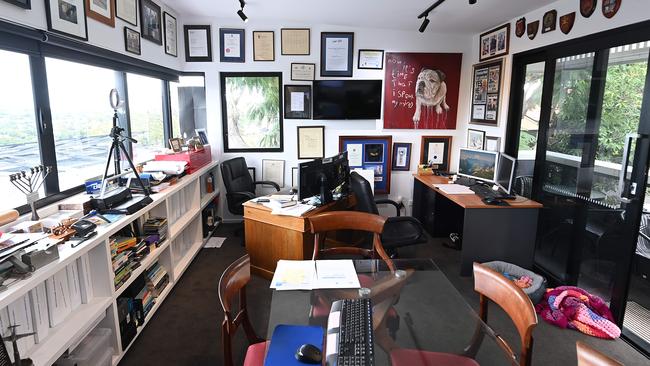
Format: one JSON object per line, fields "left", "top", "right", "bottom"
{"left": 313, "top": 80, "right": 382, "bottom": 120}
{"left": 496, "top": 153, "right": 516, "bottom": 194}
{"left": 298, "top": 152, "right": 350, "bottom": 200}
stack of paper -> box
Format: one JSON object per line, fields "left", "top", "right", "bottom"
{"left": 270, "top": 260, "right": 361, "bottom": 290}
{"left": 433, "top": 184, "right": 475, "bottom": 194}
{"left": 271, "top": 203, "right": 315, "bottom": 217}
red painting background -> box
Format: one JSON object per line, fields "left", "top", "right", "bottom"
{"left": 383, "top": 52, "right": 462, "bottom": 129}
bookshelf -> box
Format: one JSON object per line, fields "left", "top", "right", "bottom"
{"left": 0, "top": 160, "right": 220, "bottom": 366}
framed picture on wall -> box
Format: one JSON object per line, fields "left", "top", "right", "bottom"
{"left": 220, "top": 28, "right": 245, "bottom": 63}
{"left": 116, "top": 0, "right": 137, "bottom": 26}
{"left": 391, "top": 143, "right": 412, "bottom": 171}
{"left": 124, "top": 27, "right": 141, "bottom": 55}
{"left": 284, "top": 85, "right": 311, "bottom": 119}
{"left": 297, "top": 126, "right": 324, "bottom": 159}
{"left": 467, "top": 129, "right": 486, "bottom": 150}
{"left": 420, "top": 136, "right": 452, "bottom": 172}
{"left": 471, "top": 58, "right": 503, "bottom": 125}
{"left": 339, "top": 136, "right": 392, "bottom": 194}
{"left": 3, "top": 0, "right": 31, "bottom": 9}
{"left": 45, "top": 0, "right": 88, "bottom": 41}
{"left": 479, "top": 23, "right": 510, "bottom": 62}
{"left": 86, "top": 0, "right": 115, "bottom": 27}
{"left": 358, "top": 49, "right": 384, "bottom": 69}
{"left": 262, "top": 159, "right": 285, "bottom": 188}
{"left": 291, "top": 63, "right": 316, "bottom": 81}
{"left": 139, "top": 0, "right": 162, "bottom": 45}
{"left": 163, "top": 12, "right": 178, "bottom": 57}
{"left": 184, "top": 25, "right": 212, "bottom": 62}
{"left": 485, "top": 136, "right": 501, "bottom": 152}
{"left": 321, "top": 32, "right": 354, "bottom": 77}
{"left": 253, "top": 31, "right": 275, "bottom": 61}
{"left": 291, "top": 167, "right": 299, "bottom": 188}
{"left": 281, "top": 28, "right": 310, "bottom": 55}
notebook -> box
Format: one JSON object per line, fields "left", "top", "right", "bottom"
{"left": 264, "top": 324, "right": 324, "bottom": 366}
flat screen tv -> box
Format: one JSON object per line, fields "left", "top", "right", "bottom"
{"left": 313, "top": 80, "right": 382, "bottom": 120}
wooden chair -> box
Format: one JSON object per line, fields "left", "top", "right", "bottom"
{"left": 218, "top": 255, "right": 268, "bottom": 366}
{"left": 576, "top": 341, "right": 623, "bottom": 366}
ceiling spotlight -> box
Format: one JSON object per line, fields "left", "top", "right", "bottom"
{"left": 419, "top": 16, "right": 430, "bottom": 33}
{"left": 239, "top": 0, "right": 245, "bottom": 8}
{"left": 237, "top": 9, "right": 248, "bottom": 22}
{"left": 469, "top": 0, "right": 477, "bottom": 4}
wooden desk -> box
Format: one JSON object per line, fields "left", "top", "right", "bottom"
{"left": 243, "top": 197, "right": 354, "bottom": 279}
{"left": 412, "top": 175, "right": 543, "bottom": 276}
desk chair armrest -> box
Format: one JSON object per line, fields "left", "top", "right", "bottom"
{"left": 385, "top": 216, "right": 424, "bottom": 238}
{"left": 228, "top": 191, "right": 256, "bottom": 202}
{"left": 253, "top": 181, "right": 281, "bottom": 191}
{"left": 375, "top": 199, "right": 403, "bottom": 217}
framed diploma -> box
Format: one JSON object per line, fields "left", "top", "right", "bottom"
{"left": 281, "top": 28, "right": 310, "bottom": 55}
{"left": 163, "top": 12, "right": 177, "bottom": 57}
{"left": 220, "top": 28, "right": 245, "bottom": 63}
{"left": 321, "top": 32, "right": 354, "bottom": 77}
{"left": 116, "top": 0, "right": 137, "bottom": 26}
{"left": 284, "top": 85, "right": 311, "bottom": 120}
{"left": 262, "top": 159, "right": 285, "bottom": 188}
{"left": 358, "top": 49, "right": 384, "bottom": 69}
{"left": 253, "top": 31, "right": 275, "bottom": 61}
{"left": 184, "top": 25, "right": 212, "bottom": 62}
{"left": 291, "top": 63, "right": 316, "bottom": 81}
{"left": 297, "top": 126, "right": 324, "bottom": 159}
{"left": 420, "top": 136, "right": 452, "bottom": 172}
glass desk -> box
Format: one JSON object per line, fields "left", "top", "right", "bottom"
{"left": 266, "top": 259, "right": 517, "bottom": 365}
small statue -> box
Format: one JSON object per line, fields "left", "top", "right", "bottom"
{"left": 9, "top": 166, "right": 51, "bottom": 221}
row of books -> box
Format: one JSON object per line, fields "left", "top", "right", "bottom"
{"left": 111, "top": 236, "right": 140, "bottom": 290}
{"left": 0, "top": 254, "right": 94, "bottom": 362}
{"left": 143, "top": 217, "right": 168, "bottom": 244}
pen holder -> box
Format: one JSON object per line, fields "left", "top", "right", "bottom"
{"left": 26, "top": 192, "right": 40, "bottom": 221}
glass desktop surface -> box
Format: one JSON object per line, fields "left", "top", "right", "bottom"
{"left": 266, "top": 259, "right": 517, "bottom": 365}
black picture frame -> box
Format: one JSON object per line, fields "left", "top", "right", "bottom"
{"left": 221, "top": 72, "right": 284, "bottom": 153}
{"left": 124, "top": 26, "right": 141, "bottom": 55}
{"left": 45, "top": 0, "right": 88, "bottom": 41}
{"left": 297, "top": 126, "right": 324, "bottom": 159}
{"left": 391, "top": 142, "right": 412, "bottom": 171}
{"left": 470, "top": 59, "right": 503, "bottom": 126}
{"left": 163, "top": 11, "right": 177, "bottom": 57}
{"left": 358, "top": 49, "right": 384, "bottom": 70}
{"left": 220, "top": 28, "right": 245, "bottom": 63}
{"left": 184, "top": 25, "right": 212, "bottom": 62}
{"left": 320, "top": 32, "right": 354, "bottom": 77}
{"left": 3, "top": 0, "right": 30, "bottom": 9}
{"left": 479, "top": 23, "right": 510, "bottom": 62}
{"left": 116, "top": 0, "right": 137, "bottom": 26}
{"left": 139, "top": 0, "right": 162, "bottom": 45}
{"left": 467, "top": 129, "right": 486, "bottom": 150}
{"left": 420, "top": 136, "right": 452, "bottom": 172}
{"left": 284, "top": 85, "right": 311, "bottom": 119}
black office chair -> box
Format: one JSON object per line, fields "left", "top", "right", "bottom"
{"left": 349, "top": 172, "right": 427, "bottom": 256}
{"left": 220, "top": 157, "right": 280, "bottom": 216}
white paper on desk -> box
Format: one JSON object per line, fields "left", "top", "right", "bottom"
{"left": 433, "top": 184, "right": 475, "bottom": 194}
{"left": 271, "top": 203, "right": 315, "bottom": 217}
{"left": 315, "top": 260, "right": 360, "bottom": 289}
{"left": 271, "top": 260, "right": 316, "bottom": 290}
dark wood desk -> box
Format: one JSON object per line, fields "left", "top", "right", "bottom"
{"left": 243, "top": 197, "right": 354, "bottom": 279}
{"left": 412, "top": 175, "right": 542, "bottom": 275}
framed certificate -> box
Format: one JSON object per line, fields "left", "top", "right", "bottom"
{"left": 116, "top": 0, "right": 137, "bottom": 26}
{"left": 321, "top": 32, "right": 354, "bottom": 77}
{"left": 358, "top": 49, "right": 384, "bottom": 69}
{"left": 220, "top": 28, "right": 245, "bottom": 63}
{"left": 297, "top": 126, "right": 324, "bottom": 159}
{"left": 291, "top": 63, "right": 316, "bottom": 81}
{"left": 253, "top": 31, "right": 275, "bottom": 61}
{"left": 281, "top": 28, "right": 310, "bottom": 55}
{"left": 262, "top": 159, "right": 285, "bottom": 188}
{"left": 420, "top": 136, "right": 452, "bottom": 172}
{"left": 284, "top": 85, "right": 311, "bottom": 120}
{"left": 163, "top": 12, "right": 177, "bottom": 57}
{"left": 184, "top": 25, "right": 212, "bottom": 62}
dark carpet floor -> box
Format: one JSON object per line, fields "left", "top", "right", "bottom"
{"left": 119, "top": 223, "right": 649, "bottom": 366}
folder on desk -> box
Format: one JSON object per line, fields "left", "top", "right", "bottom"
{"left": 264, "top": 324, "right": 324, "bottom": 366}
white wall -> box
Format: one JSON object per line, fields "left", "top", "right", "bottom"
{"left": 180, "top": 19, "right": 474, "bottom": 221}
{"left": 0, "top": 0, "right": 183, "bottom": 70}
{"left": 469, "top": 0, "right": 650, "bottom": 145}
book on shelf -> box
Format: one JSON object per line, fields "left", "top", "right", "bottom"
{"left": 143, "top": 217, "right": 168, "bottom": 244}
{"left": 77, "top": 254, "right": 94, "bottom": 303}
{"left": 28, "top": 282, "right": 49, "bottom": 343}
{"left": 66, "top": 262, "right": 82, "bottom": 311}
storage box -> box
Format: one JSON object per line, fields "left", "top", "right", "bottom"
{"left": 56, "top": 328, "right": 112, "bottom": 366}
{"left": 155, "top": 145, "right": 212, "bottom": 174}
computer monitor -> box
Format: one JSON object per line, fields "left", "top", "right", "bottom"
{"left": 496, "top": 153, "right": 517, "bottom": 195}
{"left": 458, "top": 148, "right": 498, "bottom": 183}
{"left": 298, "top": 152, "right": 350, "bottom": 203}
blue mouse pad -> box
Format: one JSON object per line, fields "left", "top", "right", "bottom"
{"left": 264, "top": 324, "right": 324, "bottom": 366}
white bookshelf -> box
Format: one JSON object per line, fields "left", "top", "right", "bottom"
{"left": 0, "top": 160, "right": 220, "bottom": 366}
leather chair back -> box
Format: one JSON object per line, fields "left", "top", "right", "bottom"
{"left": 221, "top": 157, "right": 254, "bottom": 215}
{"left": 350, "top": 172, "right": 379, "bottom": 215}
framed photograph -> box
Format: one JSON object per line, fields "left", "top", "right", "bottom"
{"left": 284, "top": 85, "right": 311, "bottom": 120}
{"left": 542, "top": 9, "right": 557, "bottom": 33}
{"left": 291, "top": 63, "right": 316, "bottom": 81}
{"left": 3, "top": 0, "right": 31, "bottom": 9}
{"left": 184, "top": 25, "right": 212, "bottom": 62}
{"left": 420, "top": 136, "right": 452, "bottom": 172}
{"left": 358, "top": 49, "right": 384, "bottom": 70}
{"left": 485, "top": 136, "right": 501, "bottom": 152}
{"left": 467, "top": 129, "right": 486, "bottom": 150}
{"left": 262, "top": 159, "right": 285, "bottom": 188}
{"left": 139, "top": 0, "right": 162, "bottom": 45}
{"left": 248, "top": 167, "right": 256, "bottom": 182}
{"left": 86, "top": 0, "right": 114, "bottom": 27}
{"left": 45, "top": 0, "right": 89, "bottom": 41}
{"left": 471, "top": 59, "right": 503, "bottom": 125}
{"left": 163, "top": 12, "right": 177, "bottom": 56}
{"left": 291, "top": 167, "right": 299, "bottom": 188}
{"left": 221, "top": 72, "right": 283, "bottom": 152}
{"left": 479, "top": 23, "right": 510, "bottom": 62}
{"left": 116, "top": 0, "right": 137, "bottom": 26}
{"left": 124, "top": 27, "right": 141, "bottom": 55}
{"left": 220, "top": 28, "right": 245, "bottom": 63}
{"left": 339, "top": 136, "right": 392, "bottom": 194}
{"left": 281, "top": 28, "right": 310, "bottom": 55}
{"left": 195, "top": 128, "right": 208, "bottom": 145}
{"left": 392, "top": 143, "right": 412, "bottom": 171}
{"left": 253, "top": 31, "right": 275, "bottom": 61}
{"left": 297, "top": 126, "right": 324, "bottom": 159}
{"left": 321, "top": 32, "right": 354, "bottom": 77}
{"left": 169, "top": 138, "right": 182, "bottom": 152}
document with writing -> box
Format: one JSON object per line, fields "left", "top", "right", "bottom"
{"left": 270, "top": 260, "right": 360, "bottom": 290}
{"left": 315, "top": 260, "right": 360, "bottom": 289}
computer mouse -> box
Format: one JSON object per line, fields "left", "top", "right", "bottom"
{"left": 483, "top": 197, "right": 500, "bottom": 205}
{"left": 295, "top": 343, "right": 322, "bottom": 364}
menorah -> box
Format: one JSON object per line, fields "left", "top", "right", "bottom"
{"left": 9, "top": 166, "right": 51, "bottom": 221}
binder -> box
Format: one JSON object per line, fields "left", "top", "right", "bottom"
{"left": 264, "top": 325, "right": 324, "bottom": 366}
{"left": 28, "top": 282, "right": 49, "bottom": 343}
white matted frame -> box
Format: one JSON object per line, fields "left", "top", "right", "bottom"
{"left": 262, "top": 159, "right": 285, "bottom": 188}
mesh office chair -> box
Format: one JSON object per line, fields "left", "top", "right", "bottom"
{"left": 220, "top": 157, "right": 280, "bottom": 216}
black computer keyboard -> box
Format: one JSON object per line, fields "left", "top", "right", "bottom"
{"left": 327, "top": 298, "right": 375, "bottom": 366}
{"left": 470, "top": 184, "right": 515, "bottom": 200}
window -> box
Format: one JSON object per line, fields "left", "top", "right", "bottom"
{"left": 127, "top": 73, "right": 165, "bottom": 163}
{"left": 0, "top": 50, "right": 42, "bottom": 211}
{"left": 46, "top": 58, "right": 116, "bottom": 190}
{"left": 170, "top": 75, "right": 207, "bottom": 139}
